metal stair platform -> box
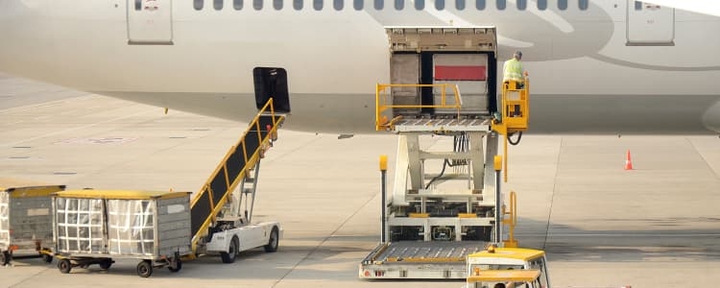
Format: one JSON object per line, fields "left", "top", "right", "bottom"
{"left": 389, "top": 117, "right": 492, "bottom": 133}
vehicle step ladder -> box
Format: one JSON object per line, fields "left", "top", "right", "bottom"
{"left": 187, "top": 99, "right": 284, "bottom": 256}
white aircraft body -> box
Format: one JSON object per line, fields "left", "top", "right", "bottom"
{"left": 0, "top": 0, "right": 719, "bottom": 134}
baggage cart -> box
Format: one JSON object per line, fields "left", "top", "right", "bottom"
{"left": 0, "top": 181, "right": 65, "bottom": 265}
{"left": 52, "top": 190, "right": 191, "bottom": 277}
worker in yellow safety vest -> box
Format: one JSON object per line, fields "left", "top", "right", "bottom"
{"left": 503, "top": 50, "right": 529, "bottom": 88}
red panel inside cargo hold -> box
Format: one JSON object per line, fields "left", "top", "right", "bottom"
{"left": 434, "top": 66, "right": 486, "bottom": 81}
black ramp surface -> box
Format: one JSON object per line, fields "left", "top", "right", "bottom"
{"left": 190, "top": 191, "right": 211, "bottom": 237}
{"left": 189, "top": 119, "right": 265, "bottom": 237}
{"left": 210, "top": 167, "right": 229, "bottom": 204}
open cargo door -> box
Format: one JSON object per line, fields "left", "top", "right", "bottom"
{"left": 385, "top": 27, "right": 497, "bottom": 116}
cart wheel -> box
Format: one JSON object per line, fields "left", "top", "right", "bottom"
{"left": 220, "top": 236, "right": 239, "bottom": 264}
{"left": 42, "top": 253, "right": 53, "bottom": 263}
{"left": 136, "top": 260, "right": 153, "bottom": 278}
{"left": 264, "top": 226, "right": 279, "bottom": 252}
{"left": 99, "top": 258, "right": 112, "bottom": 270}
{"left": 167, "top": 258, "right": 182, "bottom": 273}
{"left": 0, "top": 251, "right": 9, "bottom": 266}
{"left": 58, "top": 259, "right": 72, "bottom": 274}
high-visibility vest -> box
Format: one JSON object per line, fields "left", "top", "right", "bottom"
{"left": 503, "top": 58, "right": 524, "bottom": 82}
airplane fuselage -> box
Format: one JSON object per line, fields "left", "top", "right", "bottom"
{"left": 1, "top": 0, "right": 720, "bottom": 134}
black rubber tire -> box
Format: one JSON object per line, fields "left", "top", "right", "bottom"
{"left": 167, "top": 259, "right": 182, "bottom": 273}
{"left": 0, "top": 251, "right": 8, "bottom": 266}
{"left": 99, "top": 258, "right": 112, "bottom": 270}
{"left": 41, "top": 253, "right": 53, "bottom": 264}
{"left": 220, "top": 236, "right": 239, "bottom": 264}
{"left": 58, "top": 259, "right": 72, "bottom": 274}
{"left": 264, "top": 226, "right": 279, "bottom": 253}
{"left": 136, "top": 260, "right": 153, "bottom": 278}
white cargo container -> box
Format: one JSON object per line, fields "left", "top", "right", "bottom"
{"left": 52, "top": 190, "right": 191, "bottom": 277}
{"left": 0, "top": 182, "right": 65, "bottom": 265}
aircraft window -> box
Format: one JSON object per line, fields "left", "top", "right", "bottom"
{"left": 374, "top": 0, "right": 383, "bottom": 10}
{"left": 558, "top": 0, "right": 567, "bottom": 10}
{"left": 415, "top": 0, "right": 424, "bottom": 10}
{"left": 435, "top": 0, "right": 444, "bottom": 10}
{"left": 314, "top": 0, "right": 323, "bottom": 10}
{"left": 274, "top": 0, "right": 283, "bottom": 10}
{"left": 475, "top": 0, "right": 484, "bottom": 10}
{"left": 254, "top": 0, "right": 262, "bottom": 10}
{"left": 395, "top": 0, "right": 404, "bottom": 10}
{"left": 294, "top": 0, "right": 303, "bottom": 10}
{"left": 353, "top": 0, "right": 363, "bottom": 10}
{"left": 456, "top": 0, "right": 465, "bottom": 10}
{"left": 194, "top": 0, "right": 204, "bottom": 10}
{"left": 214, "top": 0, "right": 223, "bottom": 10}
{"left": 234, "top": 0, "right": 243, "bottom": 9}
{"left": 579, "top": 0, "right": 588, "bottom": 10}
{"left": 496, "top": 0, "right": 505, "bottom": 10}
{"left": 536, "top": 0, "right": 546, "bottom": 10}
{"left": 634, "top": 1, "right": 642, "bottom": 10}
{"left": 334, "top": 0, "right": 343, "bottom": 10}
{"left": 517, "top": 0, "right": 526, "bottom": 10}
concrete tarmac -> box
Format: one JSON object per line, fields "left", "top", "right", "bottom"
{"left": 1, "top": 75, "right": 719, "bottom": 288}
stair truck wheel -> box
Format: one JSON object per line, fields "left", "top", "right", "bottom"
{"left": 220, "top": 236, "right": 239, "bottom": 264}
{"left": 264, "top": 226, "right": 279, "bottom": 253}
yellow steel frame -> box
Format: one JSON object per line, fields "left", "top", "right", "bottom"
{"left": 468, "top": 247, "right": 545, "bottom": 261}
{"left": 375, "top": 83, "right": 463, "bottom": 131}
{"left": 491, "top": 78, "right": 530, "bottom": 182}
{"left": 499, "top": 79, "right": 530, "bottom": 132}
{"left": 54, "top": 190, "right": 191, "bottom": 200}
{"left": 5, "top": 185, "right": 66, "bottom": 198}
{"left": 187, "top": 98, "right": 283, "bottom": 256}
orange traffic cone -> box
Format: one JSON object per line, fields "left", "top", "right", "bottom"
{"left": 624, "top": 150, "right": 633, "bottom": 170}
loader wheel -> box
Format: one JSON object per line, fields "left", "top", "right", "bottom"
{"left": 220, "top": 236, "right": 239, "bottom": 264}
{"left": 264, "top": 226, "right": 279, "bottom": 253}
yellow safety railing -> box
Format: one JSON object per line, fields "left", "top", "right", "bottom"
{"left": 187, "top": 98, "right": 283, "bottom": 257}
{"left": 501, "top": 79, "right": 530, "bottom": 133}
{"left": 375, "top": 83, "right": 463, "bottom": 131}
{"left": 492, "top": 78, "right": 530, "bottom": 182}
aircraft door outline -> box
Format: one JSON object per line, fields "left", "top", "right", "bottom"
{"left": 127, "top": 0, "right": 174, "bottom": 45}
{"left": 626, "top": 0, "right": 675, "bottom": 46}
